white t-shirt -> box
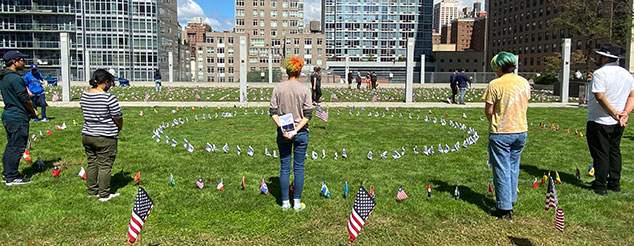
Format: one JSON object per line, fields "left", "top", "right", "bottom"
{"left": 587, "top": 62, "right": 634, "bottom": 125}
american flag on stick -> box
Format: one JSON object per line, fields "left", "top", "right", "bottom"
{"left": 315, "top": 107, "right": 328, "bottom": 122}
{"left": 555, "top": 208, "right": 565, "bottom": 232}
{"left": 396, "top": 186, "right": 408, "bottom": 201}
{"left": 545, "top": 174, "right": 558, "bottom": 211}
{"left": 347, "top": 185, "right": 376, "bottom": 242}
{"left": 128, "top": 186, "right": 154, "bottom": 243}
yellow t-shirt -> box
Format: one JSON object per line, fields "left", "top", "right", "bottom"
{"left": 482, "top": 73, "right": 531, "bottom": 134}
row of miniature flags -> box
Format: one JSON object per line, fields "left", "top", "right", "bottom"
{"left": 534, "top": 122, "right": 585, "bottom": 138}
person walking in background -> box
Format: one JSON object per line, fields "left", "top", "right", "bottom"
{"left": 370, "top": 71, "right": 378, "bottom": 89}
{"left": 269, "top": 57, "right": 312, "bottom": 211}
{"left": 24, "top": 64, "right": 48, "bottom": 122}
{"left": 311, "top": 67, "right": 322, "bottom": 105}
{"left": 154, "top": 69, "right": 162, "bottom": 93}
{"left": 365, "top": 71, "right": 372, "bottom": 89}
{"left": 586, "top": 43, "right": 634, "bottom": 196}
{"left": 482, "top": 52, "right": 530, "bottom": 220}
{"left": 457, "top": 69, "right": 472, "bottom": 104}
{"left": 356, "top": 71, "right": 362, "bottom": 90}
{"left": 449, "top": 69, "right": 458, "bottom": 104}
{"left": 80, "top": 69, "right": 123, "bottom": 202}
{"left": 1, "top": 51, "right": 38, "bottom": 186}
{"left": 347, "top": 71, "right": 353, "bottom": 89}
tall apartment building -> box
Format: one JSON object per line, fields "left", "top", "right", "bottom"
{"left": 450, "top": 18, "right": 473, "bottom": 51}
{"left": 195, "top": 0, "right": 326, "bottom": 83}
{"left": 433, "top": 0, "right": 459, "bottom": 35}
{"left": 486, "top": 0, "right": 600, "bottom": 72}
{"left": 322, "top": 0, "right": 433, "bottom": 62}
{"left": 1, "top": 0, "right": 177, "bottom": 81}
{"left": 0, "top": 0, "right": 77, "bottom": 78}
{"left": 157, "top": 0, "right": 182, "bottom": 81}
{"left": 185, "top": 18, "right": 211, "bottom": 56}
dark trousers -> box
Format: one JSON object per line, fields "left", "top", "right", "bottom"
{"left": 2, "top": 120, "right": 29, "bottom": 180}
{"left": 312, "top": 86, "right": 322, "bottom": 103}
{"left": 82, "top": 135, "right": 118, "bottom": 198}
{"left": 371, "top": 80, "right": 377, "bottom": 89}
{"left": 586, "top": 121, "right": 623, "bottom": 190}
{"left": 450, "top": 86, "right": 458, "bottom": 103}
{"left": 31, "top": 93, "right": 47, "bottom": 119}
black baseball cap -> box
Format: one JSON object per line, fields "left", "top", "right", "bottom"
{"left": 3, "top": 51, "right": 29, "bottom": 62}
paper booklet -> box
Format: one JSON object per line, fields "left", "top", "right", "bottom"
{"left": 279, "top": 113, "right": 297, "bottom": 136}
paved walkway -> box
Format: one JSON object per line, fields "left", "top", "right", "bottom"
{"left": 37, "top": 101, "right": 581, "bottom": 108}
{"left": 70, "top": 81, "right": 490, "bottom": 89}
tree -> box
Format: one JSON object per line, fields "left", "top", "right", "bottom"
{"left": 368, "top": 55, "right": 375, "bottom": 62}
{"left": 543, "top": 50, "right": 590, "bottom": 74}
{"left": 548, "top": 0, "right": 633, "bottom": 70}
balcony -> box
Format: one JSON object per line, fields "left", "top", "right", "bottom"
{"left": 0, "top": 40, "right": 61, "bottom": 49}
{"left": 0, "top": 5, "right": 75, "bottom": 15}
{"left": 0, "top": 23, "right": 75, "bottom": 32}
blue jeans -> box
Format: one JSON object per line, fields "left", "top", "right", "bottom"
{"left": 459, "top": 87, "right": 467, "bottom": 103}
{"left": 31, "top": 93, "right": 47, "bottom": 119}
{"left": 488, "top": 132, "right": 527, "bottom": 210}
{"left": 277, "top": 129, "right": 309, "bottom": 201}
{"left": 155, "top": 80, "right": 162, "bottom": 93}
{"left": 2, "top": 120, "right": 29, "bottom": 180}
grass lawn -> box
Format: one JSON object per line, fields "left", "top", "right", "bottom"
{"left": 0, "top": 106, "right": 631, "bottom": 245}
{"left": 20, "top": 86, "right": 570, "bottom": 103}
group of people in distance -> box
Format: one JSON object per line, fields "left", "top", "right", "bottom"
{"left": 449, "top": 69, "right": 473, "bottom": 105}
{"left": 1, "top": 42, "right": 631, "bottom": 217}
{"left": 346, "top": 71, "right": 378, "bottom": 90}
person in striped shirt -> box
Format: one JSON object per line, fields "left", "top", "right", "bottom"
{"left": 80, "top": 69, "right": 123, "bottom": 202}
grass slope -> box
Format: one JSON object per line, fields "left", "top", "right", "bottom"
{"left": 0, "top": 107, "right": 631, "bottom": 245}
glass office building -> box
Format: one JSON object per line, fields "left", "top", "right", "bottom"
{"left": 322, "top": 0, "right": 433, "bottom": 63}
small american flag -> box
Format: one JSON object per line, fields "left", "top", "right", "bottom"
{"left": 372, "top": 94, "right": 378, "bottom": 102}
{"left": 545, "top": 174, "right": 558, "bottom": 211}
{"left": 315, "top": 107, "right": 329, "bottom": 122}
{"left": 144, "top": 92, "right": 149, "bottom": 103}
{"left": 396, "top": 186, "right": 408, "bottom": 201}
{"left": 347, "top": 186, "right": 376, "bottom": 242}
{"left": 555, "top": 208, "right": 565, "bottom": 232}
{"left": 128, "top": 186, "right": 154, "bottom": 243}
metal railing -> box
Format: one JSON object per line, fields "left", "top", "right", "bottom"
{"left": 0, "top": 23, "right": 75, "bottom": 31}
{"left": 0, "top": 40, "right": 60, "bottom": 49}
{"left": 0, "top": 5, "right": 75, "bottom": 14}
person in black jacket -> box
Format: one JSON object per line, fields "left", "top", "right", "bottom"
{"left": 456, "top": 69, "right": 472, "bottom": 104}
{"left": 154, "top": 69, "right": 162, "bottom": 93}
{"left": 449, "top": 70, "right": 458, "bottom": 104}
{"left": 347, "top": 71, "right": 353, "bottom": 89}
{"left": 0, "top": 51, "right": 38, "bottom": 186}
{"left": 370, "top": 71, "right": 377, "bottom": 89}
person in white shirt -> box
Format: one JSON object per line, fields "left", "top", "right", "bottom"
{"left": 586, "top": 43, "right": 634, "bottom": 196}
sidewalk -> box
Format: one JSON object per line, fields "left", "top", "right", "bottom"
{"left": 36, "top": 101, "right": 580, "bottom": 108}
{"left": 70, "top": 81, "right": 490, "bottom": 89}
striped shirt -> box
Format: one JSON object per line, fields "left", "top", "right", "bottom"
{"left": 80, "top": 92, "right": 123, "bottom": 138}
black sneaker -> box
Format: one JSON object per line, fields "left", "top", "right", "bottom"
{"left": 489, "top": 208, "right": 513, "bottom": 220}
{"left": 608, "top": 186, "right": 621, "bottom": 193}
{"left": 6, "top": 177, "right": 31, "bottom": 186}
{"left": 594, "top": 189, "right": 608, "bottom": 196}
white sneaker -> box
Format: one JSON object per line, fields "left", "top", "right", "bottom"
{"left": 98, "top": 193, "right": 120, "bottom": 202}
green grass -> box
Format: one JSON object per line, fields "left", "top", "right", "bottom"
{"left": 24, "top": 86, "right": 570, "bottom": 103}
{"left": 0, "top": 107, "right": 631, "bottom": 245}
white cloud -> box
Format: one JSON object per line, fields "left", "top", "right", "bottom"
{"left": 304, "top": 0, "right": 321, "bottom": 24}
{"left": 177, "top": 0, "right": 234, "bottom": 31}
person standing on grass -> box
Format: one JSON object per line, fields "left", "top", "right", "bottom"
{"left": 311, "top": 67, "right": 322, "bottom": 105}
{"left": 356, "top": 71, "right": 362, "bottom": 90}
{"left": 482, "top": 51, "right": 530, "bottom": 220}
{"left": 371, "top": 71, "right": 377, "bottom": 89}
{"left": 1, "top": 51, "right": 38, "bottom": 186}
{"left": 80, "top": 69, "right": 123, "bottom": 202}
{"left": 154, "top": 69, "right": 162, "bottom": 93}
{"left": 449, "top": 69, "right": 458, "bottom": 104}
{"left": 347, "top": 71, "right": 353, "bottom": 89}
{"left": 586, "top": 43, "right": 634, "bottom": 196}
{"left": 457, "top": 69, "right": 472, "bottom": 104}
{"left": 269, "top": 56, "right": 313, "bottom": 211}
{"left": 24, "top": 64, "right": 49, "bottom": 122}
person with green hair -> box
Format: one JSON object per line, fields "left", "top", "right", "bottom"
{"left": 482, "top": 51, "right": 531, "bottom": 220}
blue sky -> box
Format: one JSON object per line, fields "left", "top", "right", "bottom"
{"left": 177, "top": 0, "right": 483, "bottom": 31}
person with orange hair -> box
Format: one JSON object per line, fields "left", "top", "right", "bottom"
{"left": 269, "top": 56, "right": 313, "bottom": 211}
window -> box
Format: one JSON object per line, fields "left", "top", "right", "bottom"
{"left": 271, "top": 10, "right": 277, "bottom": 17}
{"left": 271, "top": 29, "right": 277, "bottom": 36}
{"left": 228, "top": 57, "right": 234, "bottom": 64}
{"left": 294, "top": 38, "right": 300, "bottom": 45}
{"left": 236, "top": 19, "right": 244, "bottom": 26}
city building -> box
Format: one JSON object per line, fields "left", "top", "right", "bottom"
{"left": 450, "top": 18, "right": 474, "bottom": 51}
{"left": 434, "top": 50, "right": 485, "bottom": 72}
{"left": 195, "top": 0, "right": 326, "bottom": 83}
{"left": 440, "top": 24, "right": 451, "bottom": 44}
{"left": 1, "top": 0, "right": 180, "bottom": 81}
{"left": 0, "top": 0, "right": 77, "bottom": 78}
{"left": 185, "top": 18, "right": 211, "bottom": 56}
{"left": 433, "top": 0, "right": 459, "bottom": 35}
{"left": 158, "top": 0, "right": 182, "bottom": 81}
{"left": 486, "top": 0, "right": 597, "bottom": 72}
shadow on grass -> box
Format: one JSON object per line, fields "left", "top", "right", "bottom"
{"left": 267, "top": 176, "right": 282, "bottom": 206}
{"left": 509, "top": 236, "right": 533, "bottom": 246}
{"left": 22, "top": 158, "right": 61, "bottom": 178}
{"left": 431, "top": 180, "right": 495, "bottom": 213}
{"left": 520, "top": 164, "right": 586, "bottom": 189}
{"left": 111, "top": 169, "right": 133, "bottom": 193}
{"left": 623, "top": 135, "right": 634, "bottom": 141}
